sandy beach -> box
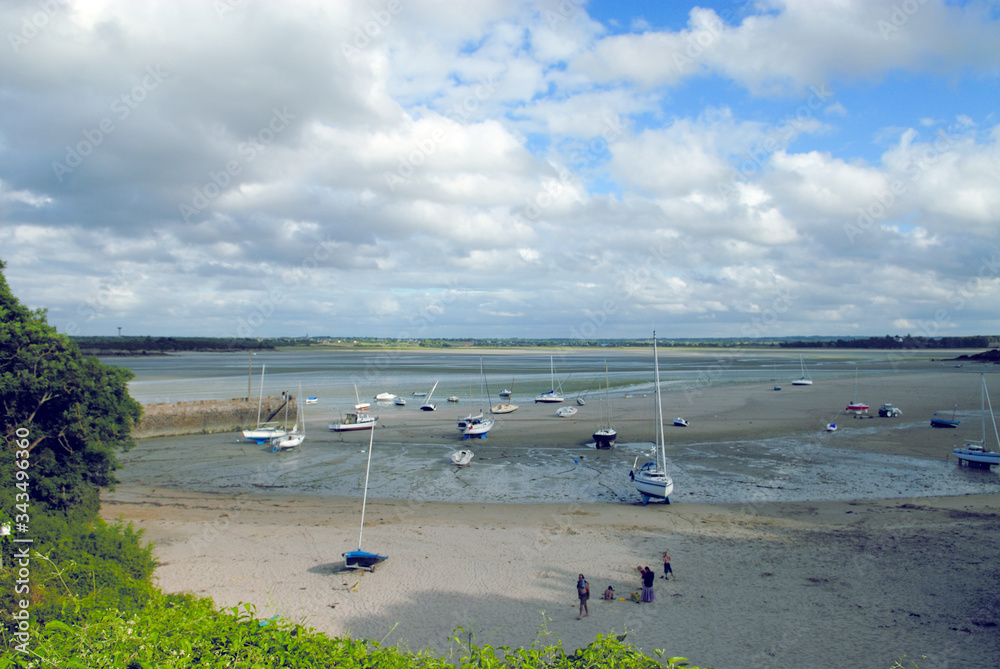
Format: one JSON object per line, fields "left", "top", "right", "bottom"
{"left": 100, "top": 360, "right": 1000, "bottom": 668}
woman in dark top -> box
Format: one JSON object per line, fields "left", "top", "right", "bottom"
{"left": 638, "top": 566, "right": 655, "bottom": 602}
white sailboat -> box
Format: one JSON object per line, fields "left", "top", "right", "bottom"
{"left": 459, "top": 358, "right": 494, "bottom": 438}
{"left": 342, "top": 427, "right": 388, "bottom": 571}
{"left": 792, "top": 356, "right": 813, "bottom": 386}
{"left": 629, "top": 333, "right": 674, "bottom": 505}
{"left": 593, "top": 361, "right": 616, "bottom": 449}
{"left": 242, "top": 364, "right": 289, "bottom": 441}
{"left": 534, "top": 356, "right": 565, "bottom": 403}
{"left": 419, "top": 380, "right": 439, "bottom": 411}
{"left": 273, "top": 384, "right": 305, "bottom": 451}
{"left": 953, "top": 374, "right": 1000, "bottom": 468}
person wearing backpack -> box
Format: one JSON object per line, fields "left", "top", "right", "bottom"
{"left": 576, "top": 574, "right": 590, "bottom": 619}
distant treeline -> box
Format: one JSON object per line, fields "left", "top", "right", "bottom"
{"left": 71, "top": 334, "right": 997, "bottom": 354}
{"left": 73, "top": 336, "right": 281, "bottom": 354}
{"left": 777, "top": 335, "right": 995, "bottom": 349}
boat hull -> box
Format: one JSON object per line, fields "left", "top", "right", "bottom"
{"left": 630, "top": 462, "right": 673, "bottom": 501}
{"left": 593, "top": 429, "right": 616, "bottom": 449}
{"left": 343, "top": 550, "right": 388, "bottom": 571}
{"left": 930, "top": 418, "right": 960, "bottom": 428}
{"left": 242, "top": 426, "right": 288, "bottom": 441}
{"left": 953, "top": 447, "right": 1000, "bottom": 466}
{"left": 491, "top": 403, "right": 518, "bottom": 414}
{"left": 328, "top": 414, "right": 377, "bottom": 431}
{"left": 272, "top": 433, "right": 304, "bottom": 450}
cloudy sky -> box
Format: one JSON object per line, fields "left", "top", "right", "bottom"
{"left": 2, "top": 0, "right": 999, "bottom": 340}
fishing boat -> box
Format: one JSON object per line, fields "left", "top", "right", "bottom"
{"left": 419, "top": 381, "right": 439, "bottom": 411}
{"left": 952, "top": 374, "right": 1000, "bottom": 468}
{"left": 930, "top": 403, "right": 960, "bottom": 428}
{"left": 459, "top": 358, "right": 494, "bottom": 439}
{"left": 329, "top": 385, "right": 378, "bottom": 432}
{"left": 342, "top": 427, "right": 388, "bottom": 572}
{"left": 593, "top": 362, "right": 616, "bottom": 449}
{"left": 534, "top": 356, "right": 565, "bottom": 403}
{"left": 242, "top": 364, "right": 289, "bottom": 441}
{"left": 556, "top": 406, "right": 577, "bottom": 417}
{"left": 791, "top": 356, "right": 813, "bottom": 386}
{"left": 492, "top": 378, "right": 519, "bottom": 414}
{"left": 629, "top": 332, "right": 674, "bottom": 505}
{"left": 273, "top": 385, "right": 306, "bottom": 451}
{"left": 450, "top": 449, "right": 474, "bottom": 466}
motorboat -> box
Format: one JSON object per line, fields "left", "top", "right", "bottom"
{"left": 556, "top": 406, "right": 577, "bottom": 417}
{"left": 394, "top": 397, "right": 406, "bottom": 406}
{"left": 826, "top": 423, "right": 837, "bottom": 432}
{"left": 673, "top": 417, "right": 688, "bottom": 427}
{"left": 534, "top": 356, "right": 565, "bottom": 403}
{"left": 328, "top": 411, "right": 377, "bottom": 432}
{"left": 305, "top": 397, "right": 318, "bottom": 404}
{"left": 593, "top": 361, "right": 616, "bottom": 449}
{"left": 952, "top": 374, "right": 1000, "bottom": 468}
{"left": 499, "top": 388, "right": 511, "bottom": 398}
{"left": 629, "top": 332, "right": 674, "bottom": 504}
{"left": 375, "top": 392, "right": 396, "bottom": 401}
{"left": 931, "top": 403, "right": 960, "bottom": 428}
{"left": 450, "top": 449, "right": 474, "bottom": 466}
{"left": 447, "top": 396, "right": 460, "bottom": 403}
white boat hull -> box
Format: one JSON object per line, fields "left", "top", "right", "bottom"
{"left": 329, "top": 413, "right": 377, "bottom": 432}
{"left": 272, "top": 433, "right": 304, "bottom": 450}
{"left": 673, "top": 418, "right": 688, "bottom": 427}
{"left": 593, "top": 428, "right": 616, "bottom": 449}
{"left": 556, "top": 407, "right": 577, "bottom": 417}
{"left": 450, "top": 449, "right": 474, "bottom": 466}
{"left": 462, "top": 418, "right": 494, "bottom": 438}
{"left": 242, "top": 425, "right": 288, "bottom": 440}
{"left": 631, "top": 463, "right": 674, "bottom": 501}
{"left": 953, "top": 446, "right": 1000, "bottom": 466}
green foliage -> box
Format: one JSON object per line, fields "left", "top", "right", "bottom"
{"left": 1, "top": 262, "right": 142, "bottom": 518}
{"left": 14, "top": 593, "right": 709, "bottom": 668}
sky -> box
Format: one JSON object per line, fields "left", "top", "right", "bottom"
{"left": 1, "top": 0, "right": 999, "bottom": 340}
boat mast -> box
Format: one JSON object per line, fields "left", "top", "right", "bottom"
{"left": 256, "top": 364, "right": 265, "bottom": 426}
{"left": 653, "top": 333, "right": 665, "bottom": 467}
{"left": 357, "top": 423, "right": 376, "bottom": 551}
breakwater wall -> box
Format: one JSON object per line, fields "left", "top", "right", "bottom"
{"left": 134, "top": 396, "right": 297, "bottom": 438}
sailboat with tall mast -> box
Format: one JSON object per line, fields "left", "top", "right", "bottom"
{"left": 342, "top": 427, "right": 388, "bottom": 571}
{"left": 242, "top": 364, "right": 289, "bottom": 441}
{"left": 952, "top": 374, "right": 1000, "bottom": 468}
{"left": 273, "top": 383, "right": 306, "bottom": 451}
{"left": 534, "top": 356, "right": 565, "bottom": 403}
{"left": 629, "top": 333, "right": 674, "bottom": 504}
{"left": 458, "top": 358, "right": 494, "bottom": 438}
{"left": 845, "top": 366, "right": 869, "bottom": 414}
{"left": 791, "top": 355, "right": 813, "bottom": 386}
{"left": 593, "top": 361, "right": 616, "bottom": 449}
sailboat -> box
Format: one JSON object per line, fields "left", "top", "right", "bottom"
{"left": 242, "top": 364, "right": 289, "bottom": 441}
{"left": 273, "top": 384, "right": 306, "bottom": 451}
{"left": 342, "top": 427, "right": 388, "bottom": 571}
{"left": 492, "top": 378, "right": 519, "bottom": 414}
{"left": 952, "top": 374, "right": 1000, "bottom": 468}
{"left": 845, "top": 366, "right": 869, "bottom": 414}
{"left": 629, "top": 333, "right": 674, "bottom": 505}
{"left": 593, "top": 361, "right": 616, "bottom": 449}
{"left": 328, "top": 384, "right": 378, "bottom": 432}
{"left": 458, "top": 358, "right": 494, "bottom": 439}
{"left": 534, "top": 356, "right": 565, "bottom": 403}
{"left": 419, "top": 380, "right": 439, "bottom": 411}
{"left": 791, "top": 356, "right": 813, "bottom": 386}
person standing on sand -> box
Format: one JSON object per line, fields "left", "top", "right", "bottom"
{"left": 638, "top": 566, "right": 655, "bottom": 602}
{"left": 662, "top": 550, "right": 673, "bottom": 580}
{"left": 576, "top": 574, "right": 590, "bottom": 619}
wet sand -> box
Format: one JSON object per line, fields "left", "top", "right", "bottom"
{"left": 100, "top": 361, "right": 1000, "bottom": 668}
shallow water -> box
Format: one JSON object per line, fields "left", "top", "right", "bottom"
{"left": 107, "top": 350, "right": 1000, "bottom": 505}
